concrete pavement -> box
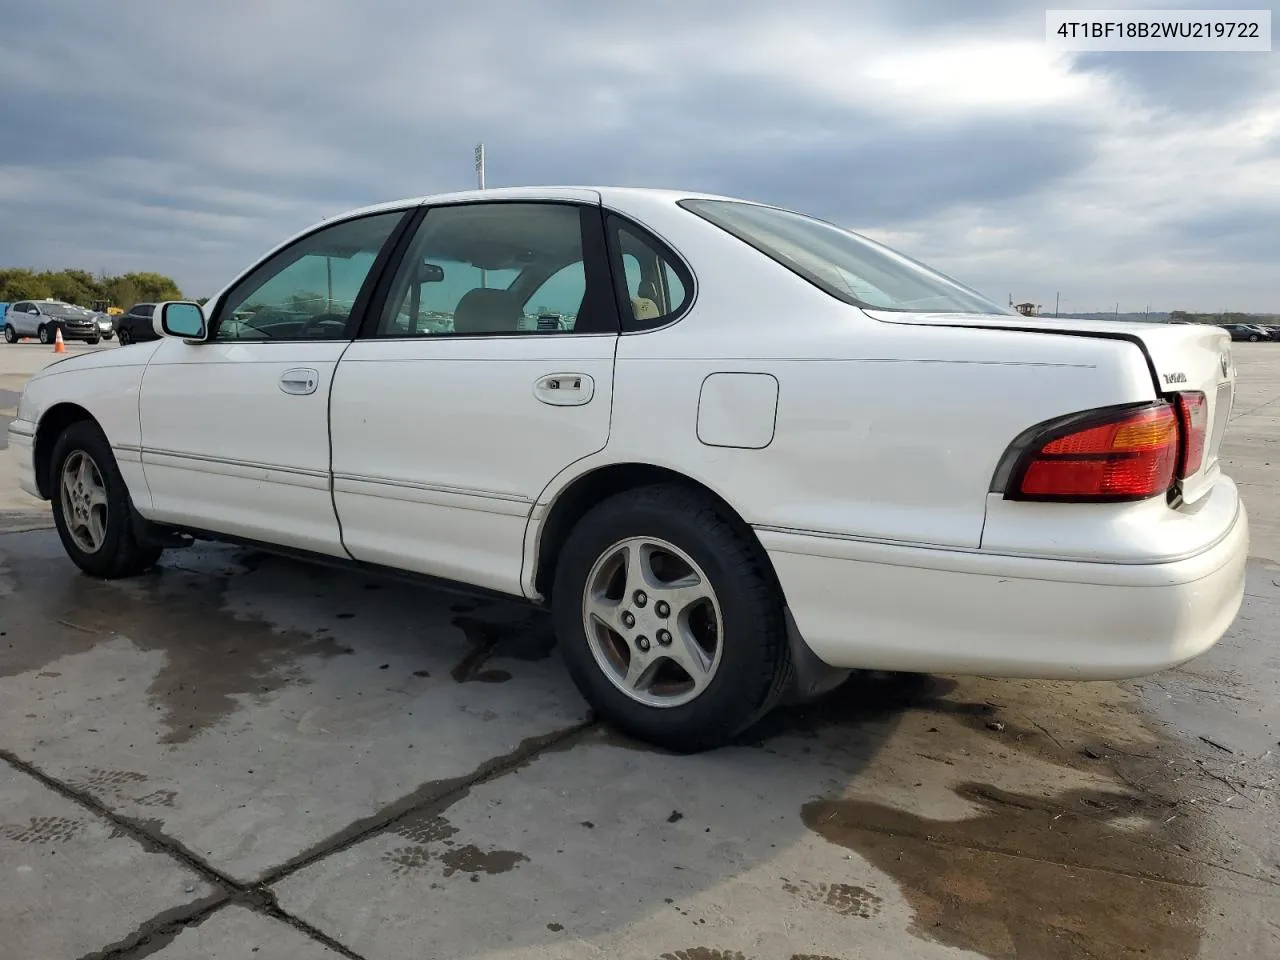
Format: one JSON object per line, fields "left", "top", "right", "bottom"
{"left": 1, "top": 340, "right": 1277, "bottom": 960}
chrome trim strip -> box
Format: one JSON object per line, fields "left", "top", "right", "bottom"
{"left": 332, "top": 472, "right": 531, "bottom": 504}
{"left": 142, "top": 447, "right": 330, "bottom": 479}
{"left": 7, "top": 421, "right": 35, "bottom": 439}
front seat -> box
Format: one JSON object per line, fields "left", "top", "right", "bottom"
{"left": 452, "top": 287, "right": 522, "bottom": 334}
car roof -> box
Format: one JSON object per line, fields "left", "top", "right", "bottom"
{"left": 332, "top": 185, "right": 759, "bottom": 221}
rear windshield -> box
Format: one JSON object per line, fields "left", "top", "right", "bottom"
{"left": 679, "top": 198, "right": 1011, "bottom": 316}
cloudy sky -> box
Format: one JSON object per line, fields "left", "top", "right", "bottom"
{"left": 2, "top": 0, "right": 1277, "bottom": 311}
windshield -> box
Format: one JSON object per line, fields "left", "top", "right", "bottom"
{"left": 39, "top": 303, "right": 82, "bottom": 319}
{"left": 679, "top": 199, "right": 1012, "bottom": 316}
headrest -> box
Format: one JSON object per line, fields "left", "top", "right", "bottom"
{"left": 453, "top": 287, "right": 522, "bottom": 334}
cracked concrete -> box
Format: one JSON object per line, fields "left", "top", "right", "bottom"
{"left": 1, "top": 344, "right": 1278, "bottom": 959}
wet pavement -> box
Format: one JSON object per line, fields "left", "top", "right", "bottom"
{"left": 1, "top": 344, "right": 1277, "bottom": 959}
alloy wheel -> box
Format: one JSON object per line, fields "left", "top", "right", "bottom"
{"left": 60, "top": 450, "right": 109, "bottom": 554}
{"left": 581, "top": 536, "right": 724, "bottom": 708}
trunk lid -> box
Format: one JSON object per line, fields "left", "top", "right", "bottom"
{"left": 865, "top": 310, "right": 1236, "bottom": 503}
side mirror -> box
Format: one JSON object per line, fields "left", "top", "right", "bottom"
{"left": 155, "top": 301, "right": 207, "bottom": 341}
{"left": 418, "top": 262, "right": 444, "bottom": 283}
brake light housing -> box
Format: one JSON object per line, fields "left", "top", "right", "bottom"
{"left": 1003, "top": 402, "right": 1181, "bottom": 502}
{"left": 1174, "top": 391, "right": 1208, "bottom": 478}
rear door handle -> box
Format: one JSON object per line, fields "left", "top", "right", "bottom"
{"left": 534, "top": 373, "right": 594, "bottom": 406}
{"left": 279, "top": 367, "right": 320, "bottom": 395}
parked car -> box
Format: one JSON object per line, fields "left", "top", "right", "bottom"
{"left": 90, "top": 310, "right": 116, "bottom": 340}
{"left": 1219, "top": 323, "right": 1267, "bottom": 342}
{"left": 6, "top": 187, "right": 1248, "bottom": 751}
{"left": 115, "top": 303, "right": 159, "bottom": 345}
{"left": 3, "top": 299, "right": 102, "bottom": 344}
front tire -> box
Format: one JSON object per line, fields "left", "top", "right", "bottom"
{"left": 38, "top": 324, "right": 51, "bottom": 344}
{"left": 3, "top": 324, "right": 15, "bottom": 344}
{"left": 117, "top": 327, "right": 132, "bottom": 346}
{"left": 86, "top": 336, "right": 100, "bottom": 345}
{"left": 49, "top": 421, "right": 163, "bottom": 579}
{"left": 552, "top": 484, "right": 792, "bottom": 752}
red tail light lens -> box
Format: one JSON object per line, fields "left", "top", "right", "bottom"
{"left": 1175, "top": 391, "right": 1207, "bottom": 478}
{"left": 1012, "top": 403, "right": 1180, "bottom": 501}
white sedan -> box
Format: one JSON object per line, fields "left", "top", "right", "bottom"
{"left": 8, "top": 187, "right": 1248, "bottom": 751}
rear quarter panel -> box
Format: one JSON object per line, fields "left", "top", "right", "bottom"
{"left": 535, "top": 193, "right": 1158, "bottom": 553}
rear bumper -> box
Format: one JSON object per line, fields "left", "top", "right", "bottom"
{"left": 760, "top": 500, "right": 1248, "bottom": 680}
{"left": 7, "top": 420, "right": 40, "bottom": 499}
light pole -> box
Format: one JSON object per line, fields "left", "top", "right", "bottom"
{"left": 475, "top": 143, "right": 487, "bottom": 287}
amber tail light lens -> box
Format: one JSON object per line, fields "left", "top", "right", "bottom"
{"left": 1008, "top": 403, "right": 1181, "bottom": 501}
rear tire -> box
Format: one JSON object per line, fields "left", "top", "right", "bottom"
{"left": 552, "top": 484, "right": 792, "bottom": 752}
{"left": 49, "top": 420, "right": 163, "bottom": 579}
{"left": 3, "top": 324, "right": 15, "bottom": 344}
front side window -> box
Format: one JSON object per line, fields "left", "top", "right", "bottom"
{"left": 375, "top": 201, "right": 614, "bottom": 337}
{"left": 214, "top": 211, "right": 405, "bottom": 341}
{"left": 679, "top": 198, "right": 1011, "bottom": 316}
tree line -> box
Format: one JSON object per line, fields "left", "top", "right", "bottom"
{"left": 0, "top": 268, "right": 185, "bottom": 310}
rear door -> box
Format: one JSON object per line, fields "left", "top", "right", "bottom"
{"left": 330, "top": 195, "right": 619, "bottom": 595}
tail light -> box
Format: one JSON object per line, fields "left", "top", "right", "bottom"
{"left": 1006, "top": 402, "right": 1180, "bottom": 501}
{"left": 1174, "top": 391, "right": 1207, "bottom": 478}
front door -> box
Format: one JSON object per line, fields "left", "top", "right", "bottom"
{"left": 330, "top": 197, "right": 620, "bottom": 595}
{"left": 137, "top": 209, "right": 409, "bottom": 556}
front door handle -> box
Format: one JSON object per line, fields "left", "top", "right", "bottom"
{"left": 534, "top": 373, "right": 594, "bottom": 406}
{"left": 279, "top": 367, "right": 320, "bottom": 395}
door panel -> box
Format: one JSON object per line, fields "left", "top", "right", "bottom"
{"left": 139, "top": 339, "right": 350, "bottom": 554}
{"left": 331, "top": 200, "right": 619, "bottom": 595}
{"left": 137, "top": 209, "right": 408, "bottom": 555}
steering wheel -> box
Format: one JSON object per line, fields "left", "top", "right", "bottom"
{"left": 299, "top": 313, "right": 350, "bottom": 337}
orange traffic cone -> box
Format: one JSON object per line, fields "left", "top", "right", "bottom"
{"left": 53, "top": 328, "right": 66, "bottom": 353}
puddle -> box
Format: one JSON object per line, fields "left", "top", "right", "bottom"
{"left": 0, "top": 536, "right": 352, "bottom": 743}
{"left": 802, "top": 780, "right": 1203, "bottom": 960}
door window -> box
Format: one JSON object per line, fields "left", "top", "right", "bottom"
{"left": 374, "top": 202, "right": 616, "bottom": 337}
{"left": 214, "top": 211, "right": 405, "bottom": 342}
{"left": 608, "top": 216, "right": 693, "bottom": 332}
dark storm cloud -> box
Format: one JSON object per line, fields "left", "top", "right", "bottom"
{"left": 1164, "top": 205, "right": 1280, "bottom": 263}
{"left": 1070, "top": 50, "right": 1279, "bottom": 114}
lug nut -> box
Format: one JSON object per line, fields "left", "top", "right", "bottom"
{"left": 634, "top": 590, "right": 647, "bottom": 607}
{"left": 636, "top": 635, "right": 651, "bottom": 652}
{"left": 657, "top": 629, "right": 672, "bottom": 646}
{"left": 621, "top": 611, "right": 635, "bottom": 629}
{"left": 655, "top": 601, "right": 670, "bottom": 618}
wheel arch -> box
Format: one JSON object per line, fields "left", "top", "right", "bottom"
{"left": 33, "top": 402, "right": 98, "bottom": 499}
{"left": 527, "top": 461, "right": 781, "bottom": 604}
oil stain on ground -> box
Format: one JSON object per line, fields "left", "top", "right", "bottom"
{"left": 449, "top": 610, "right": 557, "bottom": 683}
{"left": 801, "top": 780, "right": 1204, "bottom": 960}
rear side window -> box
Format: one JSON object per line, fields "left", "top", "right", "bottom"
{"left": 606, "top": 215, "right": 693, "bottom": 332}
